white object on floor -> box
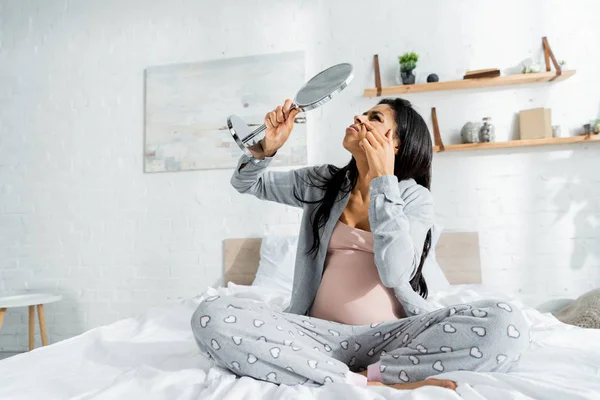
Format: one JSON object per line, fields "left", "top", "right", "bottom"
{"left": 1, "top": 284, "right": 600, "bottom": 400}
{"left": 0, "top": 293, "right": 62, "bottom": 351}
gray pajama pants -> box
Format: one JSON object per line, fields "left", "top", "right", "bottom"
{"left": 191, "top": 294, "right": 530, "bottom": 386}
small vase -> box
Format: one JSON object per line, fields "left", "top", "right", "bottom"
{"left": 461, "top": 122, "right": 481, "bottom": 143}
{"left": 401, "top": 70, "right": 416, "bottom": 85}
{"left": 552, "top": 125, "right": 562, "bottom": 138}
{"left": 479, "top": 117, "right": 495, "bottom": 142}
{"left": 584, "top": 124, "right": 591, "bottom": 134}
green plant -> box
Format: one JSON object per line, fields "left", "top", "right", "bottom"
{"left": 398, "top": 52, "right": 419, "bottom": 72}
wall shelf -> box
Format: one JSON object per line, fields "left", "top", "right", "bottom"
{"left": 368, "top": 37, "right": 589, "bottom": 153}
{"left": 364, "top": 70, "right": 576, "bottom": 97}
{"left": 433, "top": 134, "right": 600, "bottom": 153}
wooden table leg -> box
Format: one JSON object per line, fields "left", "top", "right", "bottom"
{"left": 36, "top": 304, "right": 48, "bottom": 346}
{"left": 28, "top": 306, "right": 35, "bottom": 351}
{"left": 0, "top": 308, "right": 6, "bottom": 330}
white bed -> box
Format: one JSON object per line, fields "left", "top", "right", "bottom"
{"left": 1, "top": 234, "right": 599, "bottom": 400}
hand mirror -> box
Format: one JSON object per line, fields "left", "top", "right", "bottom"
{"left": 227, "top": 63, "right": 354, "bottom": 158}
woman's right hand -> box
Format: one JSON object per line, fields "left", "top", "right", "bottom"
{"left": 255, "top": 99, "right": 300, "bottom": 158}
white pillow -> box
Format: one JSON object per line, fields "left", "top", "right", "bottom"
{"left": 422, "top": 224, "right": 451, "bottom": 293}
{"left": 252, "top": 234, "right": 298, "bottom": 292}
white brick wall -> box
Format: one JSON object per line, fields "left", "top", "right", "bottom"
{"left": 1, "top": 0, "right": 599, "bottom": 351}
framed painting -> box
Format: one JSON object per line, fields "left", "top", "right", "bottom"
{"left": 144, "top": 51, "right": 307, "bottom": 172}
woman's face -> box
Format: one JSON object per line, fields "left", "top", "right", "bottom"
{"left": 343, "top": 104, "right": 399, "bottom": 156}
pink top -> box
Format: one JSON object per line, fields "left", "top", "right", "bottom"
{"left": 309, "top": 221, "right": 406, "bottom": 325}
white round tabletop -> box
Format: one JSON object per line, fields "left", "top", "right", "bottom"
{"left": 0, "top": 293, "right": 62, "bottom": 308}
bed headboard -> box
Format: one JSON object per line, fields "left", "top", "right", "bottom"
{"left": 223, "top": 232, "right": 481, "bottom": 286}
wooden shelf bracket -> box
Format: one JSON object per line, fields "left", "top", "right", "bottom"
{"left": 373, "top": 54, "right": 382, "bottom": 96}
{"left": 542, "top": 36, "right": 562, "bottom": 81}
{"left": 431, "top": 107, "right": 445, "bottom": 151}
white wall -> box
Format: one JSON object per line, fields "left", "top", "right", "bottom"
{"left": 1, "top": 0, "right": 599, "bottom": 351}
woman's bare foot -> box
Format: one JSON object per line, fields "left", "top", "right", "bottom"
{"left": 358, "top": 371, "right": 456, "bottom": 391}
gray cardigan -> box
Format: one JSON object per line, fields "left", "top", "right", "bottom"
{"left": 231, "top": 154, "right": 436, "bottom": 317}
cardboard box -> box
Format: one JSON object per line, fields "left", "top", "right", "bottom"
{"left": 519, "top": 108, "right": 552, "bottom": 140}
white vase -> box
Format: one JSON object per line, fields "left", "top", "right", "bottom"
{"left": 552, "top": 125, "right": 563, "bottom": 138}
{"left": 478, "top": 117, "right": 495, "bottom": 142}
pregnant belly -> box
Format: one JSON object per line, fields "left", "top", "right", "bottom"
{"left": 309, "top": 252, "right": 406, "bottom": 325}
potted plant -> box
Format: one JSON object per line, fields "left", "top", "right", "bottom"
{"left": 398, "top": 52, "right": 419, "bottom": 84}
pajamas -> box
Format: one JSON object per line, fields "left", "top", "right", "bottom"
{"left": 191, "top": 294, "right": 530, "bottom": 386}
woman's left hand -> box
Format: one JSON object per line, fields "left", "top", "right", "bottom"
{"left": 359, "top": 121, "right": 395, "bottom": 181}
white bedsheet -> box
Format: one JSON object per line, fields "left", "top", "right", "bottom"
{"left": 1, "top": 284, "right": 599, "bottom": 400}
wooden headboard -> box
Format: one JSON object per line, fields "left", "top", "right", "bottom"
{"left": 223, "top": 232, "right": 481, "bottom": 286}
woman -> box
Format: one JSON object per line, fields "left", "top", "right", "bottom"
{"left": 191, "top": 98, "right": 530, "bottom": 390}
